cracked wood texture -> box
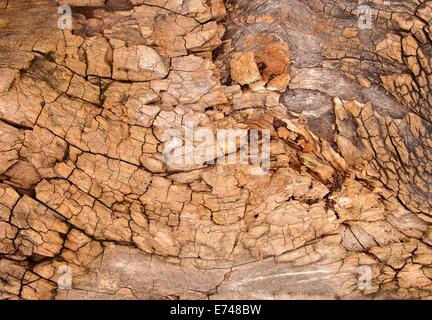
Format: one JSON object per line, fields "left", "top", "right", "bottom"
{"left": 0, "top": 0, "right": 431, "bottom": 300}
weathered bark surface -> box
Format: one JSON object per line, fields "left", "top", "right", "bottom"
{"left": 0, "top": 0, "right": 431, "bottom": 299}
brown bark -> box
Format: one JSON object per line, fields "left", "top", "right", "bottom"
{"left": 0, "top": 0, "right": 431, "bottom": 299}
